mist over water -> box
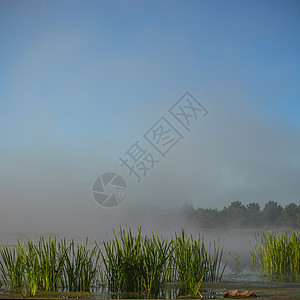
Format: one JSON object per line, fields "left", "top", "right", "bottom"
{"left": 0, "top": 0, "right": 299, "bottom": 267}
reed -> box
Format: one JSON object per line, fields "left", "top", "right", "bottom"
{"left": 21, "top": 241, "right": 39, "bottom": 297}
{"left": 101, "top": 226, "right": 174, "bottom": 295}
{"left": 34, "top": 236, "right": 67, "bottom": 291}
{"left": 202, "top": 237, "right": 226, "bottom": 282}
{"left": 140, "top": 232, "right": 173, "bottom": 295}
{"left": 0, "top": 227, "right": 227, "bottom": 298}
{"left": 171, "top": 229, "right": 204, "bottom": 297}
{"left": 171, "top": 228, "right": 225, "bottom": 297}
{"left": 101, "top": 226, "right": 226, "bottom": 297}
{"left": 101, "top": 226, "right": 143, "bottom": 293}
{"left": 62, "top": 238, "right": 101, "bottom": 292}
{"left": 0, "top": 240, "right": 25, "bottom": 289}
{"left": 0, "top": 237, "right": 100, "bottom": 296}
{"left": 250, "top": 232, "right": 300, "bottom": 274}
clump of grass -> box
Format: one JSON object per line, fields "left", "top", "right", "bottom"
{"left": 21, "top": 241, "right": 39, "bottom": 297}
{"left": 0, "top": 227, "right": 227, "bottom": 298}
{"left": 171, "top": 229, "right": 205, "bottom": 297}
{"left": 101, "top": 226, "right": 226, "bottom": 298}
{"left": 101, "top": 226, "right": 163, "bottom": 294}
{"left": 140, "top": 232, "right": 173, "bottom": 295}
{"left": 171, "top": 228, "right": 226, "bottom": 297}
{"left": 0, "top": 236, "right": 100, "bottom": 297}
{"left": 250, "top": 232, "right": 300, "bottom": 274}
{"left": 33, "top": 236, "right": 67, "bottom": 291}
{"left": 0, "top": 240, "right": 25, "bottom": 289}
{"left": 101, "top": 226, "right": 140, "bottom": 292}
{"left": 201, "top": 237, "right": 226, "bottom": 283}
{"left": 62, "top": 238, "right": 101, "bottom": 292}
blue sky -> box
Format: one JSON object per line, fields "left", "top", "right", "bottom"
{"left": 0, "top": 0, "right": 299, "bottom": 237}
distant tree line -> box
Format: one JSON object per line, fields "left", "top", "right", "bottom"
{"left": 183, "top": 201, "right": 300, "bottom": 228}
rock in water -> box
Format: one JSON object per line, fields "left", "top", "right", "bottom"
{"left": 223, "top": 289, "right": 257, "bottom": 298}
{"left": 241, "top": 290, "right": 256, "bottom": 297}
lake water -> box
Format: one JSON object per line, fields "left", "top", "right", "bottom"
{"left": 1, "top": 229, "right": 299, "bottom": 299}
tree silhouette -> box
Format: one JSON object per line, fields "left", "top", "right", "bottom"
{"left": 246, "top": 203, "right": 261, "bottom": 227}
{"left": 259, "top": 201, "right": 282, "bottom": 226}
{"left": 282, "top": 203, "right": 300, "bottom": 227}
{"left": 182, "top": 200, "right": 299, "bottom": 228}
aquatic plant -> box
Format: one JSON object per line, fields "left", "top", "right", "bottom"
{"left": 0, "top": 236, "right": 100, "bottom": 296}
{"left": 21, "top": 241, "right": 39, "bottom": 297}
{"left": 0, "top": 240, "right": 25, "bottom": 289}
{"left": 250, "top": 232, "right": 300, "bottom": 274}
{"left": 140, "top": 232, "right": 173, "bottom": 295}
{"left": 33, "top": 236, "right": 67, "bottom": 291}
{"left": 101, "top": 226, "right": 168, "bottom": 294}
{"left": 171, "top": 228, "right": 226, "bottom": 297}
{"left": 0, "top": 227, "right": 227, "bottom": 297}
{"left": 62, "top": 238, "right": 101, "bottom": 292}
{"left": 101, "top": 226, "right": 226, "bottom": 297}
{"left": 171, "top": 229, "right": 204, "bottom": 297}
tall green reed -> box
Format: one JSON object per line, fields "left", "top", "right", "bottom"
{"left": 101, "top": 226, "right": 143, "bottom": 293}
{"left": 62, "top": 239, "right": 101, "bottom": 292}
{"left": 171, "top": 229, "right": 205, "bottom": 297}
{"left": 201, "top": 237, "right": 226, "bottom": 282}
{"left": 170, "top": 228, "right": 225, "bottom": 297}
{"left": 101, "top": 226, "right": 226, "bottom": 297}
{"left": 0, "top": 227, "right": 227, "bottom": 298}
{"left": 101, "top": 226, "right": 174, "bottom": 295}
{"left": 250, "top": 232, "right": 300, "bottom": 274}
{"left": 172, "top": 229, "right": 226, "bottom": 287}
{"left": 0, "top": 236, "right": 100, "bottom": 296}
{"left": 34, "top": 236, "right": 68, "bottom": 291}
{"left": 21, "top": 241, "right": 39, "bottom": 297}
{"left": 140, "top": 232, "right": 173, "bottom": 295}
{"left": 0, "top": 240, "right": 25, "bottom": 289}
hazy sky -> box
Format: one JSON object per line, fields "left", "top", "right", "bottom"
{"left": 0, "top": 0, "right": 299, "bottom": 238}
